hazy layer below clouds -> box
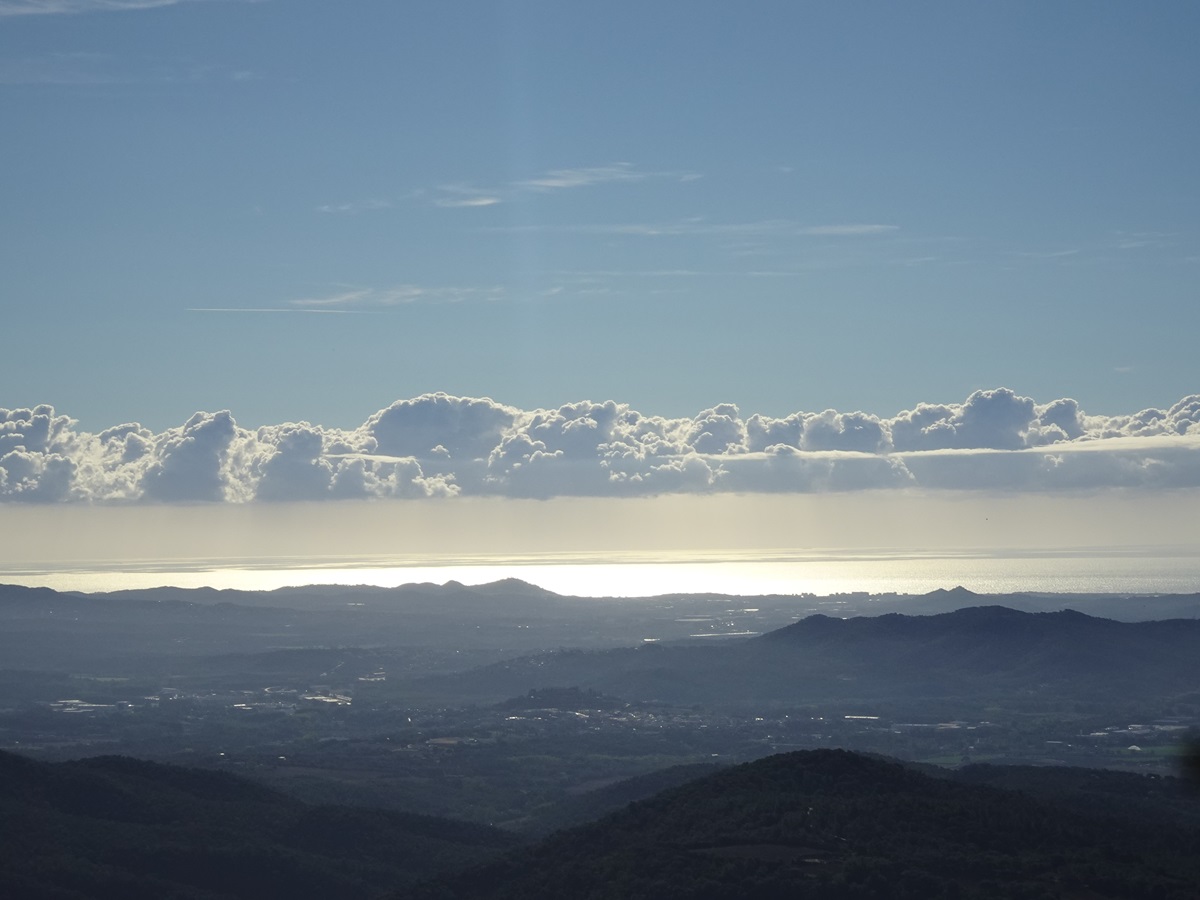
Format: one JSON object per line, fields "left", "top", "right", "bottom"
{"left": 1, "top": 389, "right": 1199, "bottom": 503}
{"left": 1, "top": 491, "right": 1197, "bottom": 595}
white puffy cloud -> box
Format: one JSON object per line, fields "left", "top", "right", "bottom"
{"left": 483, "top": 400, "right": 698, "bottom": 498}
{"left": 363, "top": 393, "right": 518, "bottom": 461}
{"left": 1166, "top": 395, "right": 1200, "bottom": 433}
{"left": 1027, "top": 397, "right": 1087, "bottom": 445}
{"left": 3, "top": 389, "right": 1200, "bottom": 502}
{"left": 888, "top": 388, "right": 1036, "bottom": 451}
{"left": 252, "top": 424, "right": 333, "bottom": 502}
{"left": 1095, "top": 395, "right": 1200, "bottom": 439}
{"left": 0, "top": 447, "right": 75, "bottom": 501}
{"left": 140, "top": 411, "right": 239, "bottom": 502}
{"left": 323, "top": 454, "right": 459, "bottom": 500}
{"left": 720, "top": 446, "right": 914, "bottom": 493}
{"left": 0, "top": 405, "right": 73, "bottom": 455}
{"left": 745, "top": 412, "right": 803, "bottom": 452}
{"left": 687, "top": 404, "right": 747, "bottom": 455}
{"left": 0, "top": 406, "right": 87, "bottom": 501}
{"left": 800, "top": 410, "right": 890, "bottom": 453}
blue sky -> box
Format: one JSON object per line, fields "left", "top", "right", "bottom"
{"left": 2, "top": 1, "right": 1200, "bottom": 593}
{"left": 3, "top": 0, "right": 1197, "bottom": 433}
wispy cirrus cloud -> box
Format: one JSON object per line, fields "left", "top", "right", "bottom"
{"left": 315, "top": 198, "right": 393, "bottom": 215}
{"left": 1113, "top": 230, "right": 1180, "bottom": 251}
{"left": 548, "top": 268, "right": 709, "bottom": 278}
{"left": 291, "top": 287, "right": 420, "bottom": 308}
{"left": 0, "top": 0, "right": 248, "bottom": 16}
{"left": 311, "top": 163, "right": 695, "bottom": 216}
{"left": 0, "top": 51, "right": 260, "bottom": 86}
{"left": 0, "top": 52, "right": 128, "bottom": 86}
{"left": 487, "top": 218, "right": 899, "bottom": 238}
{"left": 432, "top": 162, "right": 699, "bottom": 209}
{"left": 187, "top": 284, "right": 504, "bottom": 315}
{"left": 188, "top": 307, "right": 363, "bottom": 315}
{"left": 289, "top": 284, "right": 504, "bottom": 309}
{"left": 435, "top": 196, "right": 502, "bottom": 208}
{"left": 516, "top": 162, "right": 698, "bottom": 191}
{"left": 432, "top": 185, "right": 503, "bottom": 208}
{"left": 800, "top": 224, "right": 899, "bottom": 236}
{"left": 1013, "top": 248, "right": 1080, "bottom": 260}
{"left": 999, "top": 231, "right": 1198, "bottom": 266}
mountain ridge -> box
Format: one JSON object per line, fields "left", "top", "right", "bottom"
{"left": 411, "top": 604, "right": 1200, "bottom": 707}
{"left": 407, "top": 748, "right": 1200, "bottom": 899}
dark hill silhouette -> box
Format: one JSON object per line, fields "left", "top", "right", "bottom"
{"left": 754, "top": 605, "right": 1191, "bottom": 690}
{"left": 412, "top": 606, "right": 1200, "bottom": 707}
{"left": 0, "top": 750, "right": 517, "bottom": 899}
{"left": 510, "top": 761, "right": 729, "bottom": 837}
{"left": 409, "top": 749, "right": 1200, "bottom": 899}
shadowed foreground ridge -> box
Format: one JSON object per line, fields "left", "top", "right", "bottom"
{"left": 3, "top": 737, "right": 1200, "bottom": 898}
{"left": 0, "top": 750, "right": 517, "bottom": 900}
{"left": 407, "top": 749, "right": 1200, "bottom": 899}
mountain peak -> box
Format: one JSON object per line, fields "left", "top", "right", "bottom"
{"left": 462, "top": 578, "right": 559, "bottom": 598}
{"left": 926, "top": 585, "right": 978, "bottom": 597}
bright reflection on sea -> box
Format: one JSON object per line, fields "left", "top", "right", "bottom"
{"left": 4, "top": 550, "right": 1200, "bottom": 597}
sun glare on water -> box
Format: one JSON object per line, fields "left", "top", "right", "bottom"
{"left": 5, "top": 552, "right": 1200, "bottom": 598}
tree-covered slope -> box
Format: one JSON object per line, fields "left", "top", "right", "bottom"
{"left": 0, "top": 750, "right": 518, "bottom": 900}
{"left": 408, "top": 749, "right": 1200, "bottom": 899}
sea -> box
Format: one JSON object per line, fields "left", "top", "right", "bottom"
{"left": 3, "top": 549, "right": 1199, "bottom": 597}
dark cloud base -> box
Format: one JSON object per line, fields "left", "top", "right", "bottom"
{"left": 1, "top": 389, "right": 1198, "bottom": 503}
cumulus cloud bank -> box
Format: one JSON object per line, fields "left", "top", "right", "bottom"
{"left": 2, "top": 389, "right": 1199, "bottom": 503}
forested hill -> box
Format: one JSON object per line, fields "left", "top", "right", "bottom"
{"left": 754, "top": 605, "right": 1200, "bottom": 688}
{"left": 408, "top": 748, "right": 1200, "bottom": 899}
{"left": 412, "top": 605, "right": 1200, "bottom": 707}
{"left": 0, "top": 750, "right": 518, "bottom": 899}
{"left": 758, "top": 603, "right": 1192, "bottom": 644}
{"left": 5, "top": 744, "right": 1198, "bottom": 899}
